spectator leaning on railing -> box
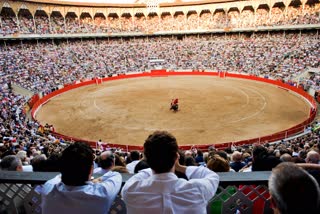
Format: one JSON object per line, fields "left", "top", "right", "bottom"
{"left": 39, "top": 142, "right": 122, "bottom": 214}
{"left": 121, "top": 130, "right": 219, "bottom": 214}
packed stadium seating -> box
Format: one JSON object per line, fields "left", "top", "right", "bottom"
{"left": 0, "top": 0, "right": 320, "bottom": 213}
{"left": 0, "top": 1, "right": 319, "bottom": 35}
{"left": 0, "top": 0, "right": 319, "bottom": 165}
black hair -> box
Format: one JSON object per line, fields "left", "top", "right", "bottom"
{"left": 130, "top": 151, "right": 140, "bottom": 161}
{"left": 144, "top": 131, "right": 178, "bottom": 173}
{"left": 60, "top": 142, "right": 94, "bottom": 186}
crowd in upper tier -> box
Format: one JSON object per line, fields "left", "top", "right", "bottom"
{"left": 1, "top": 32, "right": 320, "bottom": 94}
{"left": 0, "top": 3, "right": 319, "bottom": 35}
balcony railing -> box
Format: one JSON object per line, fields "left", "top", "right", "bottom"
{"left": 0, "top": 171, "right": 272, "bottom": 214}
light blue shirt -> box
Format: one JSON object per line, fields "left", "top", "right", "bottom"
{"left": 121, "top": 166, "right": 219, "bottom": 214}
{"left": 40, "top": 171, "right": 122, "bottom": 214}
{"left": 93, "top": 167, "right": 110, "bottom": 174}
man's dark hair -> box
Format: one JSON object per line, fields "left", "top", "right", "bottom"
{"left": 252, "top": 145, "right": 280, "bottom": 171}
{"left": 60, "top": 142, "right": 94, "bottom": 186}
{"left": 252, "top": 145, "right": 268, "bottom": 159}
{"left": 185, "top": 156, "right": 197, "bottom": 166}
{"left": 269, "top": 162, "right": 320, "bottom": 214}
{"left": 45, "top": 153, "right": 61, "bottom": 172}
{"left": 216, "top": 151, "right": 228, "bottom": 161}
{"left": 130, "top": 151, "right": 140, "bottom": 161}
{"left": 31, "top": 155, "right": 47, "bottom": 172}
{"left": 144, "top": 131, "right": 178, "bottom": 173}
{"left": 279, "top": 148, "right": 290, "bottom": 156}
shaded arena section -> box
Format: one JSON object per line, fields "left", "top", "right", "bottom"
{"left": 34, "top": 73, "right": 314, "bottom": 148}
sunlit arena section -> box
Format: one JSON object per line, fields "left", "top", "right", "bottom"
{"left": 35, "top": 75, "right": 311, "bottom": 147}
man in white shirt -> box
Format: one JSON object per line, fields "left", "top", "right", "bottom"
{"left": 121, "top": 131, "right": 219, "bottom": 214}
{"left": 40, "top": 142, "right": 122, "bottom": 214}
{"left": 126, "top": 150, "right": 140, "bottom": 174}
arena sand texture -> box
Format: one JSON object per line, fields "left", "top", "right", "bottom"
{"left": 36, "top": 76, "right": 310, "bottom": 146}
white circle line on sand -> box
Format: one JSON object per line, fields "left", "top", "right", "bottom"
{"left": 93, "top": 99, "right": 105, "bottom": 113}
{"left": 229, "top": 85, "right": 267, "bottom": 123}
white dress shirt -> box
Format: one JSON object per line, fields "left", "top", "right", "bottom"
{"left": 22, "top": 165, "right": 33, "bottom": 172}
{"left": 126, "top": 160, "right": 140, "bottom": 174}
{"left": 40, "top": 171, "right": 122, "bottom": 214}
{"left": 121, "top": 166, "right": 219, "bottom": 214}
{"left": 93, "top": 167, "right": 109, "bottom": 174}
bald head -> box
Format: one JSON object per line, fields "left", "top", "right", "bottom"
{"left": 100, "top": 151, "right": 113, "bottom": 160}
{"left": 98, "top": 151, "right": 115, "bottom": 169}
{"left": 306, "top": 150, "right": 320, "bottom": 164}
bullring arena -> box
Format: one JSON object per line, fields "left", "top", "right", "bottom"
{"left": 34, "top": 73, "right": 311, "bottom": 148}
{"left": 1, "top": 0, "right": 320, "bottom": 213}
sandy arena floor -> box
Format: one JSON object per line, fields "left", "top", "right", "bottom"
{"left": 36, "top": 76, "right": 310, "bottom": 146}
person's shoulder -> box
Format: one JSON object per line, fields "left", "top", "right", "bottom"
{"left": 187, "top": 165, "right": 218, "bottom": 178}
{"left": 91, "top": 171, "right": 122, "bottom": 186}
{"left": 40, "top": 175, "right": 62, "bottom": 195}
{"left": 45, "top": 175, "right": 62, "bottom": 185}
{"left": 93, "top": 167, "right": 103, "bottom": 174}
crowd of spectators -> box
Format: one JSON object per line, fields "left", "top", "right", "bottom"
{"left": 0, "top": 75, "right": 67, "bottom": 173}
{"left": 1, "top": 117, "right": 320, "bottom": 174}
{"left": 0, "top": 3, "right": 319, "bottom": 36}
{"left": 0, "top": 2, "right": 319, "bottom": 213}
{"left": 0, "top": 31, "right": 319, "bottom": 95}
{"left": 0, "top": 31, "right": 319, "bottom": 175}
{"left": 1, "top": 127, "right": 320, "bottom": 212}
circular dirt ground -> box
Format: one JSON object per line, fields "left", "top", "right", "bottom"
{"left": 36, "top": 76, "right": 310, "bottom": 146}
